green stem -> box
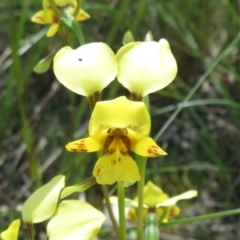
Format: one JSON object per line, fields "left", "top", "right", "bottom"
{"left": 87, "top": 91, "right": 100, "bottom": 111}
{"left": 164, "top": 208, "right": 240, "bottom": 226}
{"left": 74, "top": 0, "right": 82, "bottom": 18}
{"left": 61, "top": 9, "right": 86, "bottom": 45}
{"left": 136, "top": 95, "right": 150, "bottom": 240}
{"left": 101, "top": 185, "right": 121, "bottom": 240}
{"left": 26, "top": 223, "right": 34, "bottom": 240}
{"left": 74, "top": 21, "right": 86, "bottom": 45}
{"left": 118, "top": 181, "right": 126, "bottom": 240}
{"left": 137, "top": 156, "right": 147, "bottom": 240}
{"left": 48, "top": 0, "right": 60, "bottom": 19}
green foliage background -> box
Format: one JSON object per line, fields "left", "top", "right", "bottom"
{"left": 0, "top": 0, "right": 240, "bottom": 239}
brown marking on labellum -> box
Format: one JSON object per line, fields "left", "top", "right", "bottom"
{"left": 122, "top": 135, "right": 131, "bottom": 149}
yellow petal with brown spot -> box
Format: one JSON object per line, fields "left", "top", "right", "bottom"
{"left": 31, "top": 10, "right": 47, "bottom": 24}
{"left": 128, "top": 133, "right": 167, "bottom": 157}
{"left": 66, "top": 132, "right": 107, "bottom": 152}
{"left": 75, "top": 9, "right": 90, "bottom": 21}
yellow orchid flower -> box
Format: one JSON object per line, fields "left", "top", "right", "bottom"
{"left": 66, "top": 96, "right": 166, "bottom": 185}
{"left": 116, "top": 39, "right": 177, "bottom": 100}
{"left": 128, "top": 181, "right": 198, "bottom": 223}
{"left": 0, "top": 219, "right": 20, "bottom": 240}
{"left": 53, "top": 43, "right": 117, "bottom": 97}
{"left": 31, "top": 0, "right": 90, "bottom": 37}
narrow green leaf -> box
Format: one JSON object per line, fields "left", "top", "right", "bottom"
{"left": 60, "top": 177, "right": 96, "bottom": 199}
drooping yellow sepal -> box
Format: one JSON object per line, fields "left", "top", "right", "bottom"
{"left": 53, "top": 43, "right": 117, "bottom": 96}
{"left": 116, "top": 39, "right": 177, "bottom": 98}
{"left": 0, "top": 219, "right": 20, "bottom": 240}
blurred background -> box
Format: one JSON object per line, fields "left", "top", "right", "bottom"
{"left": 0, "top": 0, "right": 240, "bottom": 239}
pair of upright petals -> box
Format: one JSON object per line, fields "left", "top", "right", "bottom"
{"left": 53, "top": 39, "right": 178, "bottom": 99}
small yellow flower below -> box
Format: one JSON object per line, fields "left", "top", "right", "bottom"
{"left": 31, "top": 0, "right": 90, "bottom": 37}
{"left": 127, "top": 181, "right": 197, "bottom": 223}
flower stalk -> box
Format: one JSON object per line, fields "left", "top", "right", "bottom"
{"left": 48, "top": 0, "right": 60, "bottom": 19}
{"left": 101, "top": 185, "right": 121, "bottom": 239}
{"left": 118, "top": 181, "right": 126, "bottom": 240}
{"left": 136, "top": 155, "right": 147, "bottom": 240}
{"left": 26, "top": 223, "right": 34, "bottom": 240}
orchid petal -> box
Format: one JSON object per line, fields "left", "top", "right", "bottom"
{"left": 89, "top": 96, "right": 150, "bottom": 135}
{"left": 75, "top": 9, "right": 90, "bottom": 21}
{"left": 47, "top": 24, "right": 59, "bottom": 37}
{"left": 66, "top": 132, "right": 107, "bottom": 152}
{"left": 31, "top": 10, "right": 48, "bottom": 24}
{"left": 156, "top": 190, "right": 198, "bottom": 208}
{"left": 116, "top": 39, "right": 177, "bottom": 97}
{"left": 128, "top": 133, "right": 167, "bottom": 157}
{"left": 93, "top": 149, "right": 140, "bottom": 185}
{"left": 53, "top": 43, "right": 117, "bottom": 96}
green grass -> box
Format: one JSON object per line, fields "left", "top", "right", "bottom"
{"left": 1, "top": 0, "right": 240, "bottom": 239}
